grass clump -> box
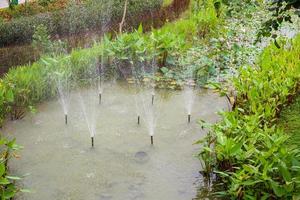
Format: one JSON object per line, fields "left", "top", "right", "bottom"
{"left": 279, "top": 95, "right": 300, "bottom": 147}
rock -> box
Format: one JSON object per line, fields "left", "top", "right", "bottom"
{"left": 134, "top": 151, "right": 149, "bottom": 163}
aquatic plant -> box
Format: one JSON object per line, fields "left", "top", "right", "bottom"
{"left": 0, "top": 137, "right": 25, "bottom": 200}
{"left": 0, "top": 82, "right": 14, "bottom": 126}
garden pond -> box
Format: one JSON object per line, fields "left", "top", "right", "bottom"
{"left": 3, "top": 82, "right": 228, "bottom": 200}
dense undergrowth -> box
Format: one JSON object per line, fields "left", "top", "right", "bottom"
{"left": 0, "top": 0, "right": 163, "bottom": 46}
{"left": 199, "top": 35, "right": 300, "bottom": 198}
{"left": 0, "top": 0, "right": 69, "bottom": 21}
{"left": 0, "top": 138, "right": 24, "bottom": 199}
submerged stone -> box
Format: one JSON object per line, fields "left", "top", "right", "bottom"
{"left": 134, "top": 151, "right": 149, "bottom": 163}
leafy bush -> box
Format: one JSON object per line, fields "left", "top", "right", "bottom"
{"left": 0, "top": 0, "right": 163, "bottom": 46}
{"left": 38, "top": 0, "right": 56, "bottom": 7}
{"left": 0, "top": 81, "right": 14, "bottom": 126}
{"left": 198, "top": 35, "right": 300, "bottom": 198}
{"left": 0, "top": 0, "right": 68, "bottom": 21}
{"left": 32, "top": 24, "right": 52, "bottom": 54}
{"left": 0, "top": 137, "right": 23, "bottom": 199}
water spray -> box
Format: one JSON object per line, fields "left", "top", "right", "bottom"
{"left": 65, "top": 114, "right": 68, "bottom": 125}
{"left": 91, "top": 137, "right": 94, "bottom": 148}
{"left": 151, "top": 136, "right": 154, "bottom": 145}
{"left": 188, "top": 114, "right": 191, "bottom": 123}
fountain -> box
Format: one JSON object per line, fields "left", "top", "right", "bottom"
{"left": 78, "top": 75, "right": 99, "bottom": 148}
{"left": 54, "top": 71, "right": 71, "bottom": 125}
{"left": 4, "top": 77, "right": 229, "bottom": 200}
{"left": 151, "top": 91, "right": 155, "bottom": 105}
{"left": 97, "top": 38, "right": 106, "bottom": 105}
{"left": 129, "top": 57, "right": 158, "bottom": 144}
{"left": 183, "top": 79, "right": 196, "bottom": 123}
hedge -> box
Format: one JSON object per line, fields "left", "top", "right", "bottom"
{"left": 0, "top": 0, "right": 163, "bottom": 47}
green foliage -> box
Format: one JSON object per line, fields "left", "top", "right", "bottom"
{"left": 32, "top": 24, "right": 67, "bottom": 56}
{"left": 32, "top": 24, "right": 52, "bottom": 54}
{"left": 198, "top": 35, "right": 300, "bottom": 198}
{"left": 0, "top": 81, "right": 14, "bottom": 126}
{"left": 0, "top": 0, "right": 67, "bottom": 21}
{"left": 257, "top": 0, "right": 300, "bottom": 43}
{"left": 278, "top": 95, "right": 300, "bottom": 147}
{"left": 0, "top": 137, "right": 23, "bottom": 199}
{"left": 38, "top": 0, "right": 56, "bottom": 7}
{"left": 0, "top": 0, "right": 163, "bottom": 46}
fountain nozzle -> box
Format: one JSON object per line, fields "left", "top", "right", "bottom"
{"left": 188, "top": 114, "right": 191, "bottom": 123}
{"left": 151, "top": 136, "right": 153, "bottom": 145}
{"left": 99, "top": 93, "right": 102, "bottom": 104}
{"left": 91, "top": 137, "right": 94, "bottom": 148}
{"left": 65, "top": 114, "right": 68, "bottom": 125}
{"left": 138, "top": 115, "right": 140, "bottom": 125}
{"left": 151, "top": 94, "right": 155, "bottom": 105}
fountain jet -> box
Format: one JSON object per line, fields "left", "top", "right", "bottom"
{"left": 99, "top": 93, "right": 102, "bottom": 104}
{"left": 151, "top": 93, "right": 155, "bottom": 105}
{"left": 65, "top": 114, "right": 68, "bottom": 125}
{"left": 151, "top": 136, "right": 153, "bottom": 145}
{"left": 138, "top": 115, "right": 140, "bottom": 125}
{"left": 91, "top": 137, "right": 94, "bottom": 147}
{"left": 184, "top": 82, "right": 196, "bottom": 125}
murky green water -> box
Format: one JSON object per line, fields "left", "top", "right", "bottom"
{"left": 3, "top": 83, "right": 227, "bottom": 200}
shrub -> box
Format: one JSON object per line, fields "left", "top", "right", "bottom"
{"left": 38, "top": 0, "right": 55, "bottom": 7}
{"left": 198, "top": 35, "right": 300, "bottom": 198}
{"left": 0, "top": 137, "right": 23, "bottom": 199}
{"left": 32, "top": 24, "right": 52, "bottom": 54}
{"left": 0, "top": 0, "right": 163, "bottom": 47}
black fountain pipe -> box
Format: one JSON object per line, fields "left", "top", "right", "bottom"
{"left": 99, "top": 93, "right": 102, "bottom": 104}
{"left": 188, "top": 114, "right": 191, "bottom": 123}
{"left": 65, "top": 114, "right": 68, "bottom": 125}
{"left": 138, "top": 115, "right": 140, "bottom": 125}
{"left": 152, "top": 94, "right": 155, "bottom": 105}
{"left": 91, "top": 137, "right": 94, "bottom": 147}
{"left": 151, "top": 136, "right": 153, "bottom": 145}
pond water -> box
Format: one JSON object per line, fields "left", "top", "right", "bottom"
{"left": 3, "top": 83, "right": 227, "bottom": 200}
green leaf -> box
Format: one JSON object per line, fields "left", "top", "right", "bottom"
{"left": 0, "top": 163, "right": 6, "bottom": 177}
{"left": 0, "top": 177, "right": 10, "bottom": 185}
{"left": 278, "top": 161, "right": 292, "bottom": 182}
{"left": 138, "top": 24, "right": 143, "bottom": 34}
{"left": 270, "top": 181, "right": 285, "bottom": 197}
{"left": 20, "top": 189, "right": 31, "bottom": 193}
{"left": 6, "top": 176, "right": 22, "bottom": 180}
{"left": 160, "top": 67, "right": 169, "bottom": 74}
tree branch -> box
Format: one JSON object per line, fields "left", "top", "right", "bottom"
{"left": 119, "top": 0, "right": 128, "bottom": 34}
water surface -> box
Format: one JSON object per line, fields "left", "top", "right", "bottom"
{"left": 3, "top": 84, "right": 227, "bottom": 200}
